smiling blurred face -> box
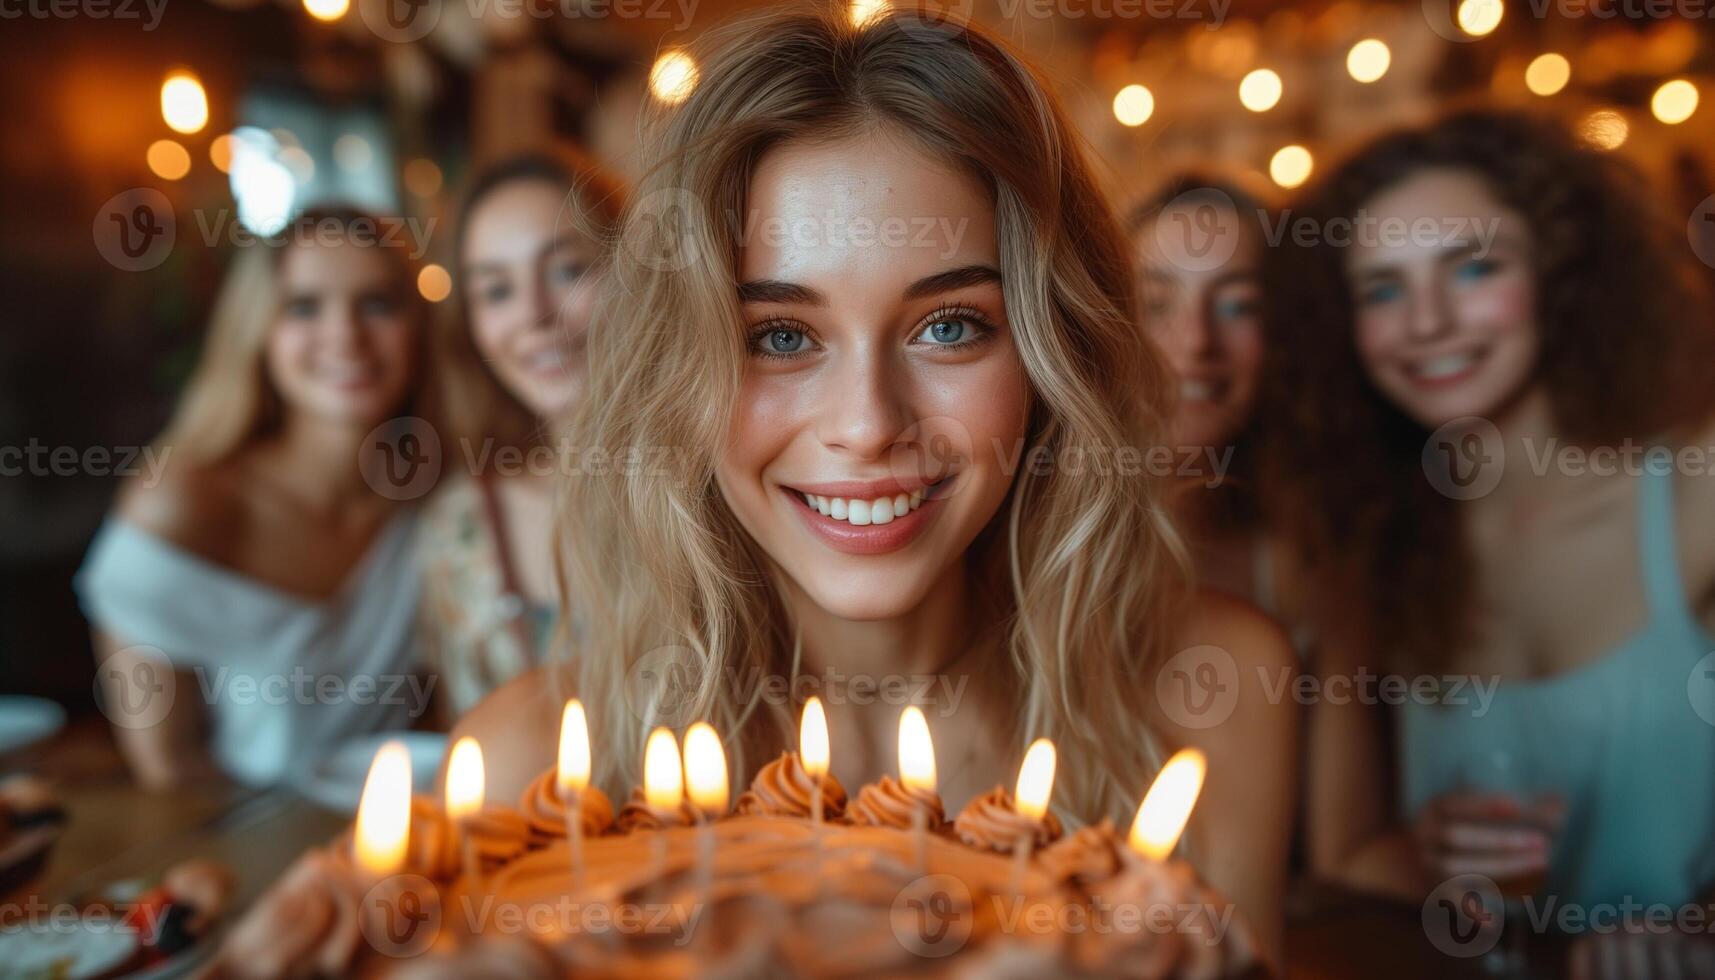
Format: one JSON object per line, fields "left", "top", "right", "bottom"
{"left": 462, "top": 178, "right": 602, "bottom": 419}
{"left": 1137, "top": 201, "right": 1263, "bottom": 449}
{"left": 717, "top": 131, "right": 1032, "bottom": 622}
{"left": 265, "top": 241, "right": 417, "bottom": 427}
{"left": 1347, "top": 168, "right": 1540, "bottom": 428}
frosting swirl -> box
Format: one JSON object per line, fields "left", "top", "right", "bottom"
{"left": 952, "top": 786, "right": 1062, "bottom": 852}
{"left": 1038, "top": 820, "right": 1125, "bottom": 886}
{"left": 614, "top": 788, "right": 699, "bottom": 831}
{"left": 734, "top": 752, "right": 846, "bottom": 820}
{"left": 333, "top": 797, "right": 531, "bottom": 880}
{"left": 517, "top": 770, "right": 616, "bottom": 841}
{"left": 847, "top": 775, "right": 944, "bottom": 830}
{"left": 1080, "top": 852, "right": 1256, "bottom": 979}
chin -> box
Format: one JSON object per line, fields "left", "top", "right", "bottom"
{"left": 796, "top": 569, "right": 937, "bottom": 621}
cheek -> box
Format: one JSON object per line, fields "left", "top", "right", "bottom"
{"left": 722, "top": 373, "right": 805, "bottom": 489}
{"left": 923, "top": 356, "right": 1030, "bottom": 469}
{"left": 470, "top": 306, "right": 514, "bottom": 361}
{"left": 1222, "top": 325, "right": 1265, "bottom": 386}
{"left": 1352, "top": 308, "right": 1400, "bottom": 374}
{"left": 1460, "top": 273, "right": 1536, "bottom": 341}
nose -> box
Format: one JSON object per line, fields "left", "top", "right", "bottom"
{"left": 527, "top": 268, "right": 555, "bottom": 329}
{"left": 1407, "top": 285, "right": 1453, "bottom": 341}
{"left": 322, "top": 302, "right": 364, "bottom": 352}
{"left": 1158, "top": 301, "right": 1217, "bottom": 367}
{"left": 815, "top": 343, "right": 911, "bottom": 460}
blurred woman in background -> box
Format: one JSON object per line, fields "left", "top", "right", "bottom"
{"left": 76, "top": 207, "right": 430, "bottom": 789}
{"left": 1129, "top": 175, "right": 1301, "bottom": 628}
{"left": 417, "top": 149, "right": 623, "bottom": 720}
{"left": 1268, "top": 110, "right": 1715, "bottom": 966}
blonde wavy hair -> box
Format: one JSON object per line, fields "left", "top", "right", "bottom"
{"left": 157, "top": 206, "right": 425, "bottom": 463}
{"left": 559, "top": 8, "right": 1189, "bottom": 826}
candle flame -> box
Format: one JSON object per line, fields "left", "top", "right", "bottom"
{"left": 557, "top": 700, "right": 591, "bottom": 795}
{"left": 898, "top": 706, "right": 936, "bottom": 794}
{"left": 354, "top": 740, "right": 412, "bottom": 876}
{"left": 1014, "top": 738, "right": 1056, "bottom": 822}
{"left": 1128, "top": 748, "right": 1207, "bottom": 861}
{"left": 445, "top": 736, "right": 485, "bottom": 821}
{"left": 643, "top": 727, "right": 684, "bottom": 811}
{"left": 799, "top": 697, "right": 830, "bottom": 778}
{"left": 683, "top": 722, "right": 729, "bottom": 816}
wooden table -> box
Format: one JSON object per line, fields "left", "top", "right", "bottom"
{"left": 4, "top": 720, "right": 1512, "bottom": 978}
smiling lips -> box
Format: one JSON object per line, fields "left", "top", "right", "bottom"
{"left": 783, "top": 477, "right": 950, "bottom": 555}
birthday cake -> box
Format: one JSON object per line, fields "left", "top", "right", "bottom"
{"left": 211, "top": 706, "right": 1255, "bottom": 979}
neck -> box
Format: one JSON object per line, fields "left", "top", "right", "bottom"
{"left": 256, "top": 413, "right": 380, "bottom": 512}
{"left": 1489, "top": 383, "right": 1561, "bottom": 496}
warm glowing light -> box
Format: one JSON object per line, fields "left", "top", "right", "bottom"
{"left": 1112, "top": 84, "right": 1155, "bottom": 127}
{"left": 1238, "top": 69, "right": 1282, "bottom": 112}
{"left": 1457, "top": 0, "right": 1502, "bottom": 37}
{"left": 445, "top": 736, "right": 485, "bottom": 821}
{"left": 161, "top": 73, "right": 208, "bottom": 135}
{"left": 1346, "top": 39, "right": 1390, "bottom": 84}
{"left": 683, "top": 722, "right": 729, "bottom": 816}
{"left": 1013, "top": 738, "right": 1057, "bottom": 822}
{"left": 557, "top": 700, "right": 592, "bottom": 795}
{"left": 850, "top": 0, "right": 887, "bottom": 27}
{"left": 209, "top": 133, "right": 235, "bottom": 173}
{"left": 1652, "top": 79, "right": 1699, "bottom": 125}
{"left": 1128, "top": 748, "right": 1207, "bottom": 861}
{"left": 1579, "top": 109, "right": 1629, "bottom": 150}
{"left": 897, "top": 706, "right": 937, "bottom": 795}
{"left": 643, "top": 727, "right": 684, "bottom": 811}
{"left": 799, "top": 697, "right": 830, "bottom": 778}
{"left": 1524, "top": 53, "right": 1570, "bottom": 97}
{"left": 146, "top": 140, "right": 191, "bottom": 181}
{"left": 1269, "top": 144, "right": 1313, "bottom": 189}
{"left": 403, "top": 157, "right": 443, "bottom": 198}
{"left": 649, "top": 51, "right": 699, "bottom": 105}
{"left": 354, "top": 741, "right": 412, "bottom": 876}
{"left": 303, "top": 0, "right": 348, "bottom": 21}
{"left": 417, "top": 264, "right": 453, "bottom": 303}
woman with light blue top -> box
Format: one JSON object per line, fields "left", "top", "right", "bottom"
{"left": 75, "top": 206, "right": 433, "bottom": 791}
{"left": 1263, "top": 111, "right": 1715, "bottom": 974}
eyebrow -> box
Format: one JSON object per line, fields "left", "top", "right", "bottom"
{"left": 465, "top": 234, "right": 585, "bottom": 276}
{"left": 737, "top": 264, "right": 1003, "bottom": 305}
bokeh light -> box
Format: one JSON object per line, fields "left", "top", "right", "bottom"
{"left": 1113, "top": 84, "right": 1155, "bottom": 127}
{"left": 1524, "top": 54, "right": 1570, "bottom": 97}
{"left": 1346, "top": 40, "right": 1390, "bottom": 84}
{"left": 1269, "top": 144, "right": 1313, "bottom": 188}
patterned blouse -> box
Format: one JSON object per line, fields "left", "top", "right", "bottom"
{"left": 416, "top": 476, "right": 556, "bottom": 720}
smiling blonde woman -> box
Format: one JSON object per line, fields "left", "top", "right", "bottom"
{"left": 455, "top": 8, "right": 1296, "bottom": 968}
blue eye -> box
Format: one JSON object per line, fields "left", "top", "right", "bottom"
{"left": 1359, "top": 281, "right": 1404, "bottom": 306}
{"left": 551, "top": 259, "right": 585, "bottom": 286}
{"left": 918, "top": 318, "right": 972, "bottom": 345}
{"left": 1454, "top": 258, "right": 1499, "bottom": 283}
{"left": 1213, "top": 297, "right": 1257, "bottom": 321}
{"left": 283, "top": 296, "right": 319, "bottom": 319}
{"left": 758, "top": 327, "right": 810, "bottom": 355}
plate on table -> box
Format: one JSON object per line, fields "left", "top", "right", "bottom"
{"left": 298, "top": 731, "right": 447, "bottom": 814}
{"left": 0, "top": 697, "right": 66, "bottom": 755}
{"left": 0, "top": 877, "right": 215, "bottom": 980}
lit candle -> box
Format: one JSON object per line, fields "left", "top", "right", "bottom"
{"left": 354, "top": 740, "right": 413, "bottom": 880}
{"left": 1127, "top": 748, "right": 1207, "bottom": 862}
{"left": 643, "top": 727, "right": 683, "bottom": 884}
{"left": 1009, "top": 737, "right": 1057, "bottom": 894}
{"left": 898, "top": 706, "right": 936, "bottom": 871}
{"left": 445, "top": 736, "right": 485, "bottom": 890}
{"left": 558, "top": 700, "right": 592, "bottom": 889}
{"left": 801, "top": 697, "right": 831, "bottom": 827}
{"left": 683, "top": 721, "right": 727, "bottom": 917}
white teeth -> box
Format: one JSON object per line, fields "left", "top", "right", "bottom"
{"left": 796, "top": 486, "right": 935, "bottom": 527}
{"left": 1413, "top": 353, "right": 1475, "bottom": 380}
{"left": 1181, "top": 380, "right": 1216, "bottom": 402}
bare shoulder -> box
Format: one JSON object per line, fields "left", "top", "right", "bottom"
{"left": 1176, "top": 589, "right": 1297, "bottom": 680}
{"left": 112, "top": 456, "right": 245, "bottom": 560}
{"left": 445, "top": 663, "right": 570, "bottom": 804}
{"left": 1150, "top": 589, "right": 1299, "bottom": 749}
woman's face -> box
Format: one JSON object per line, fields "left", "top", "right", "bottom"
{"left": 1347, "top": 168, "right": 1540, "bottom": 429}
{"left": 717, "top": 131, "right": 1032, "bottom": 622}
{"left": 462, "top": 178, "right": 601, "bottom": 419}
{"left": 1137, "top": 201, "right": 1264, "bottom": 449}
{"left": 265, "top": 241, "right": 417, "bottom": 428}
